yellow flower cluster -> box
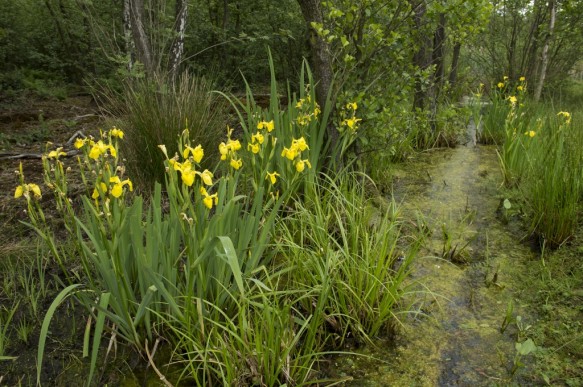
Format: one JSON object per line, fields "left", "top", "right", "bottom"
{"left": 160, "top": 132, "right": 218, "bottom": 209}
{"left": 256, "top": 120, "right": 275, "bottom": 132}
{"left": 508, "top": 95, "right": 518, "bottom": 106}
{"left": 341, "top": 102, "right": 362, "bottom": 132}
{"left": 295, "top": 95, "right": 321, "bottom": 126}
{"left": 71, "top": 128, "right": 133, "bottom": 201}
{"left": 219, "top": 127, "right": 243, "bottom": 170}
{"left": 92, "top": 176, "right": 134, "bottom": 199}
{"left": 170, "top": 158, "right": 213, "bottom": 187}
{"left": 168, "top": 141, "right": 213, "bottom": 188}
{"left": 75, "top": 128, "right": 124, "bottom": 161}
{"left": 14, "top": 182, "right": 42, "bottom": 200}
{"left": 281, "top": 137, "right": 311, "bottom": 172}
{"left": 248, "top": 130, "right": 265, "bottom": 154}
{"left": 557, "top": 111, "right": 571, "bottom": 125}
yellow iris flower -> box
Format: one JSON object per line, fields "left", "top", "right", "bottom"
{"left": 342, "top": 117, "right": 362, "bottom": 130}
{"left": 251, "top": 132, "right": 264, "bottom": 145}
{"left": 248, "top": 143, "right": 260, "bottom": 154}
{"left": 48, "top": 147, "right": 66, "bottom": 159}
{"left": 257, "top": 120, "right": 275, "bottom": 132}
{"left": 92, "top": 182, "right": 108, "bottom": 199}
{"left": 557, "top": 111, "right": 571, "bottom": 124}
{"left": 200, "top": 187, "right": 218, "bottom": 209}
{"left": 183, "top": 144, "right": 204, "bottom": 163}
{"left": 88, "top": 140, "right": 116, "bottom": 160}
{"left": 109, "top": 176, "right": 133, "bottom": 198}
{"left": 524, "top": 130, "right": 536, "bottom": 138}
{"left": 265, "top": 171, "right": 280, "bottom": 185}
{"left": 14, "top": 183, "right": 42, "bottom": 200}
{"left": 295, "top": 159, "right": 312, "bottom": 172}
{"left": 197, "top": 169, "right": 213, "bottom": 186}
{"left": 292, "top": 137, "right": 309, "bottom": 152}
{"left": 74, "top": 138, "right": 87, "bottom": 149}
{"left": 281, "top": 147, "right": 297, "bottom": 160}
{"left": 230, "top": 158, "right": 242, "bottom": 170}
{"left": 110, "top": 128, "right": 124, "bottom": 139}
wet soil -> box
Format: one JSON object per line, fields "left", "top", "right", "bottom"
{"left": 0, "top": 94, "right": 101, "bottom": 239}
{"left": 333, "top": 143, "right": 540, "bottom": 385}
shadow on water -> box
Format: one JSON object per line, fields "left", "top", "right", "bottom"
{"left": 333, "top": 140, "right": 539, "bottom": 386}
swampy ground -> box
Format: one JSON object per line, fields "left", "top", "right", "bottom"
{"left": 1, "top": 96, "right": 582, "bottom": 385}
{"left": 331, "top": 143, "right": 583, "bottom": 385}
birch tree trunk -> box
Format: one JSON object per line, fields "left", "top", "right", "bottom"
{"left": 123, "top": 0, "right": 135, "bottom": 73}
{"left": 534, "top": 0, "right": 556, "bottom": 102}
{"left": 129, "top": 0, "right": 154, "bottom": 75}
{"left": 169, "top": 0, "right": 188, "bottom": 80}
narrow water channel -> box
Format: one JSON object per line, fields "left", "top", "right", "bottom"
{"left": 335, "top": 141, "right": 538, "bottom": 385}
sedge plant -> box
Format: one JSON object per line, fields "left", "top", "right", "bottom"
{"left": 277, "top": 172, "right": 419, "bottom": 344}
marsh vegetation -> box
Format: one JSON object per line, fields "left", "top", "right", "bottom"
{"left": 1, "top": 0, "right": 582, "bottom": 385}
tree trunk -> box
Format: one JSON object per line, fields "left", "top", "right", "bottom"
{"left": 429, "top": 12, "right": 446, "bottom": 134}
{"left": 169, "top": 0, "right": 188, "bottom": 79}
{"left": 130, "top": 0, "right": 154, "bottom": 75}
{"left": 534, "top": 0, "right": 556, "bottom": 101}
{"left": 411, "top": 0, "right": 430, "bottom": 112}
{"left": 521, "top": 0, "right": 544, "bottom": 82}
{"left": 448, "top": 41, "right": 461, "bottom": 87}
{"left": 296, "top": 0, "right": 337, "bottom": 149}
{"left": 123, "top": 0, "right": 135, "bottom": 73}
{"left": 507, "top": 13, "right": 518, "bottom": 80}
{"left": 432, "top": 13, "right": 446, "bottom": 93}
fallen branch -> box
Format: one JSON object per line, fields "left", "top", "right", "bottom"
{"left": 0, "top": 130, "right": 86, "bottom": 160}
{"left": 0, "top": 149, "right": 79, "bottom": 160}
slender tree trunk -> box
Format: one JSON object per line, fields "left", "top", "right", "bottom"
{"left": 534, "top": 0, "right": 556, "bottom": 101}
{"left": 507, "top": 13, "right": 518, "bottom": 80}
{"left": 524, "top": 0, "right": 545, "bottom": 84}
{"left": 130, "top": 0, "right": 154, "bottom": 75}
{"left": 411, "top": 0, "right": 430, "bottom": 112}
{"left": 429, "top": 12, "right": 446, "bottom": 133}
{"left": 449, "top": 41, "right": 461, "bottom": 87}
{"left": 296, "top": 0, "right": 337, "bottom": 149}
{"left": 432, "top": 13, "right": 446, "bottom": 92}
{"left": 123, "top": 0, "right": 135, "bottom": 73}
{"left": 169, "top": 0, "right": 188, "bottom": 79}
{"left": 44, "top": 0, "right": 68, "bottom": 50}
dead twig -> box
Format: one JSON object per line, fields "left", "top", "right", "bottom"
{"left": 145, "top": 338, "right": 173, "bottom": 387}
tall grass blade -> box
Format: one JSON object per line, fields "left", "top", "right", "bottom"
{"left": 37, "top": 284, "right": 82, "bottom": 386}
